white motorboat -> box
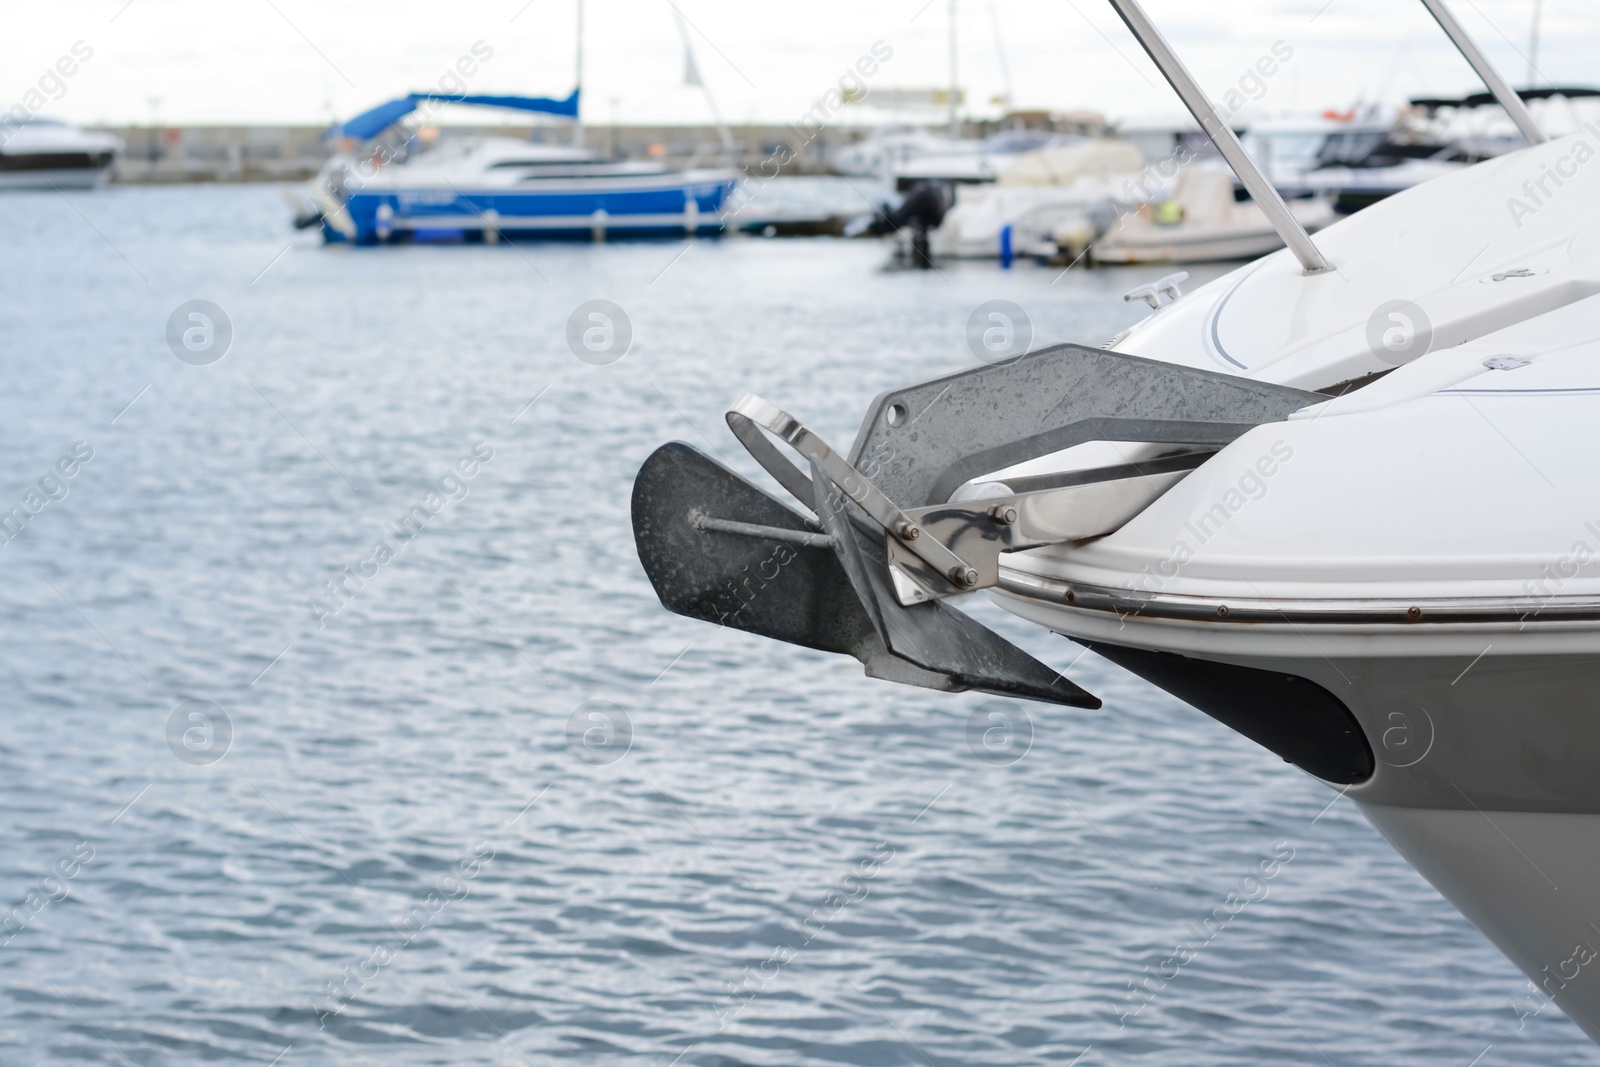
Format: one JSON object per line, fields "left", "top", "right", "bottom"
{"left": 891, "top": 127, "right": 1083, "bottom": 190}
{"left": 631, "top": 0, "right": 1600, "bottom": 1046}
{"left": 1411, "top": 85, "right": 1600, "bottom": 161}
{"left": 928, "top": 139, "right": 1147, "bottom": 259}
{"left": 1089, "top": 167, "right": 1335, "bottom": 264}
{"left": 0, "top": 117, "right": 120, "bottom": 190}
{"left": 1245, "top": 112, "right": 1470, "bottom": 214}
{"left": 1114, "top": 113, "right": 1213, "bottom": 165}
{"left": 1121, "top": 110, "right": 1470, "bottom": 221}
{"left": 829, "top": 128, "right": 969, "bottom": 179}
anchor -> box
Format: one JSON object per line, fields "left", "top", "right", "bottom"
{"left": 632, "top": 343, "right": 1321, "bottom": 707}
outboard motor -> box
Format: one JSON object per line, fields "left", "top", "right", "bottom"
{"left": 867, "top": 180, "right": 953, "bottom": 268}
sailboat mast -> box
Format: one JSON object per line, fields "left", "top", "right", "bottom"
{"left": 986, "top": 0, "right": 1014, "bottom": 113}
{"left": 574, "top": 0, "right": 585, "bottom": 147}
{"left": 948, "top": 0, "right": 959, "bottom": 137}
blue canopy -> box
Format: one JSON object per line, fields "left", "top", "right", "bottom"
{"left": 328, "top": 89, "right": 580, "bottom": 141}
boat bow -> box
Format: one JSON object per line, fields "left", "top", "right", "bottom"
{"left": 632, "top": 343, "right": 1321, "bottom": 711}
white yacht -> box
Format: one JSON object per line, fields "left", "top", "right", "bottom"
{"left": 1412, "top": 85, "right": 1600, "bottom": 161}
{"left": 891, "top": 127, "right": 1083, "bottom": 190}
{"left": 632, "top": 0, "right": 1600, "bottom": 1046}
{"left": 829, "top": 128, "right": 969, "bottom": 179}
{"left": 1088, "top": 166, "right": 1336, "bottom": 264}
{"left": 1245, "top": 112, "right": 1470, "bottom": 213}
{"left": 0, "top": 117, "right": 120, "bottom": 190}
{"left": 927, "top": 138, "right": 1147, "bottom": 259}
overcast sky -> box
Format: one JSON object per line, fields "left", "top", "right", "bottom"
{"left": 1, "top": 0, "right": 1588, "bottom": 129}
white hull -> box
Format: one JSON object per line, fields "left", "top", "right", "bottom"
{"left": 930, "top": 187, "right": 1106, "bottom": 259}
{"left": 1090, "top": 225, "right": 1297, "bottom": 264}
{"left": 928, "top": 140, "right": 1150, "bottom": 258}
{"left": 829, "top": 131, "right": 970, "bottom": 178}
{"left": 1091, "top": 168, "right": 1336, "bottom": 264}
{"left": 0, "top": 118, "right": 120, "bottom": 192}
{"left": 892, "top": 131, "right": 1086, "bottom": 188}
{"left": 0, "top": 166, "right": 111, "bottom": 191}
{"left": 996, "top": 583, "right": 1600, "bottom": 1037}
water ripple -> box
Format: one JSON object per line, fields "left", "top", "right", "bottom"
{"left": 0, "top": 184, "right": 1591, "bottom": 1065}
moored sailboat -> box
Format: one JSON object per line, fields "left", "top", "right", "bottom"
{"left": 292, "top": 2, "right": 738, "bottom": 244}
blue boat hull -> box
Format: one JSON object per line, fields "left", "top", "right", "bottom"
{"left": 324, "top": 172, "right": 740, "bottom": 244}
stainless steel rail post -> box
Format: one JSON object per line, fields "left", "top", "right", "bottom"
{"left": 1105, "top": 0, "right": 1333, "bottom": 274}
{"left": 1420, "top": 0, "right": 1547, "bottom": 145}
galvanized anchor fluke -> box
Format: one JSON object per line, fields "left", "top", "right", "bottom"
{"left": 632, "top": 342, "right": 1322, "bottom": 708}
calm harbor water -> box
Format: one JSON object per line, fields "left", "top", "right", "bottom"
{"left": 0, "top": 182, "right": 1591, "bottom": 1065}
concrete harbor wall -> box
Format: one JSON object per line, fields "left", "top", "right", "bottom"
{"left": 95, "top": 123, "right": 864, "bottom": 183}
{"left": 92, "top": 112, "right": 1102, "bottom": 183}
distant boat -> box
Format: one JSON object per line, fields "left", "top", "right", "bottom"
{"left": 0, "top": 117, "right": 120, "bottom": 190}
{"left": 890, "top": 128, "right": 1083, "bottom": 190}
{"left": 294, "top": 0, "right": 739, "bottom": 244}
{"left": 1409, "top": 85, "right": 1600, "bottom": 162}
{"left": 297, "top": 92, "right": 739, "bottom": 244}
{"left": 1121, "top": 110, "right": 1474, "bottom": 217}
{"left": 829, "top": 127, "right": 967, "bottom": 179}
{"left": 1242, "top": 113, "right": 1469, "bottom": 214}
{"left": 927, "top": 138, "right": 1147, "bottom": 258}
{"left": 1089, "top": 166, "right": 1335, "bottom": 264}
